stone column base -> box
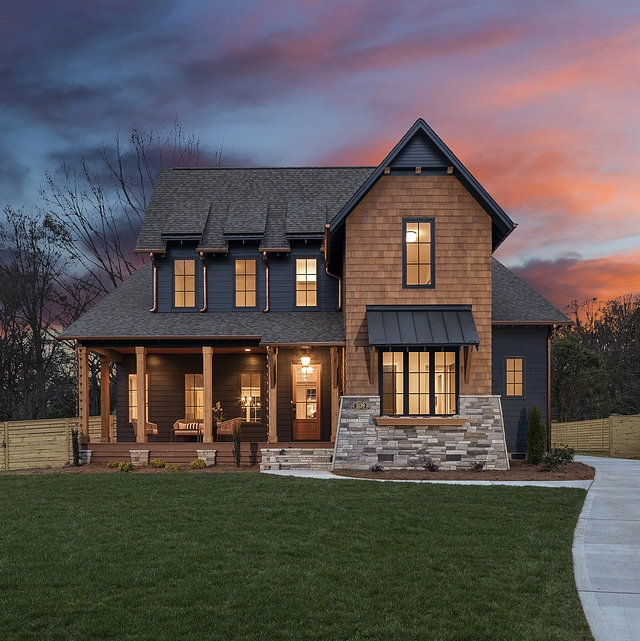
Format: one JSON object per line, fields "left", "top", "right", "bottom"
{"left": 196, "top": 450, "right": 217, "bottom": 467}
{"left": 129, "top": 450, "right": 150, "bottom": 466}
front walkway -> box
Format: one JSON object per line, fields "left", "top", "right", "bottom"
{"left": 573, "top": 456, "right": 640, "bottom": 641}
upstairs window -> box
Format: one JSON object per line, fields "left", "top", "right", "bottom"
{"left": 174, "top": 259, "right": 196, "bottom": 307}
{"left": 404, "top": 219, "right": 434, "bottom": 287}
{"left": 235, "top": 259, "right": 257, "bottom": 307}
{"left": 296, "top": 258, "right": 317, "bottom": 307}
{"left": 505, "top": 357, "right": 525, "bottom": 397}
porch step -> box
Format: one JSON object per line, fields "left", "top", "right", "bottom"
{"left": 260, "top": 448, "right": 334, "bottom": 472}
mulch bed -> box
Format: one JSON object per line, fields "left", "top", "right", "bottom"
{"left": 332, "top": 459, "right": 595, "bottom": 481}
{"left": 0, "top": 463, "right": 260, "bottom": 476}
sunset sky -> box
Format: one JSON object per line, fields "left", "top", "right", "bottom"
{"left": 2, "top": 0, "right": 640, "bottom": 311}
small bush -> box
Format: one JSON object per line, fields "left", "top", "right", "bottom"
{"left": 165, "top": 463, "right": 181, "bottom": 472}
{"left": 470, "top": 462, "right": 484, "bottom": 472}
{"left": 540, "top": 445, "right": 575, "bottom": 471}
{"left": 118, "top": 462, "right": 133, "bottom": 473}
{"left": 369, "top": 464, "right": 385, "bottom": 472}
{"left": 526, "top": 405, "right": 547, "bottom": 464}
{"left": 423, "top": 458, "right": 439, "bottom": 472}
{"left": 232, "top": 424, "right": 242, "bottom": 468}
{"left": 190, "top": 459, "right": 206, "bottom": 469}
{"left": 107, "top": 461, "right": 120, "bottom": 469}
{"left": 71, "top": 428, "right": 80, "bottom": 466}
{"left": 149, "top": 458, "right": 166, "bottom": 468}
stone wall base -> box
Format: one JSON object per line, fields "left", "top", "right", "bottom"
{"left": 332, "top": 395, "right": 509, "bottom": 471}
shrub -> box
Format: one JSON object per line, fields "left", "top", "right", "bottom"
{"left": 423, "top": 458, "right": 439, "bottom": 472}
{"left": 118, "top": 462, "right": 133, "bottom": 473}
{"left": 149, "top": 458, "right": 166, "bottom": 468}
{"left": 470, "top": 462, "right": 484, "bottom": 472}
{"left": 107, "top": 460, "right": 120, "bottom": 469}
{"left": 232, "top": 424, "right": 242, "bottom": 468}
{"left": 526, "top": 405, "right": 547, "bottom": 464}
{"left": 369, "top": 464, "right": 385, "bottom": 472}
{"left": 71, "top": 428, "right": 80, "bottom": 466}
{"left": 165, "top": 463, "right": 181, "bottom": 472}
{"left": 190, "top": 459, "right": 206, "bottom": 469}
{"left": 540, "top": 445, "right": 575, "bottom": 472}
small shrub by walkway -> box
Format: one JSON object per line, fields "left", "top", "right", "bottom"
{"left": 0, "top": 474, "right": 592, "bottom": 640}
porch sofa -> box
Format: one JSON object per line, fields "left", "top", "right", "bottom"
{"left": 173, "top": 419, "right": 204, "bottom": 441}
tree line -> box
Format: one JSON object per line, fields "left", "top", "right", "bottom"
{"left": 552, "top": 296, "right": 640, "bottom": 422}
{"left": 0, "top": 123, "right": 212, "bottom": 421}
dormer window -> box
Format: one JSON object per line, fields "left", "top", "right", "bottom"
{"left": 174, "top": 259, "right": 196, "bottom": 308}
{"left": 296, "top": 258, "right": 317, "bottom": 307}
{"left": 403, "top": 219, "right": 435, "bottom": 288}
{"left": 235, "top": 259, "right": 257, "bottom": 307}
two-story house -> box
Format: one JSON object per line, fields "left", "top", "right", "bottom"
{"left": 61, "top": 119, "right": 569, "bottom": 469}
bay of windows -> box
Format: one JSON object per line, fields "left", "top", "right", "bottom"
{"left": 381, "top": 350, "right": 458, "bottom": 416}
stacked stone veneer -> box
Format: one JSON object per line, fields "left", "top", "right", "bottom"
{"left": 332, "top": 395, "right": 509, "bottom": 471}
{"left": 260, "top": 448, "right": 334, "bottom": 471}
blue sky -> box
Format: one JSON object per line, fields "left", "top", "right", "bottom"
{"left": 3, "top": 0, "right": 640, "bottom": 307}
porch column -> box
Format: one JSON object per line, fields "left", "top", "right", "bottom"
{"left": 135, "top": 346, "right": 147, "bottom": 443}
{"left": 267, "top": 347, "right": 278, "bottom": 442}
{"left": 202, "top": 346, "right": 213, "bottom": 443}
{"left": 100, "top": 355, "right": 111, "bottom": 442}
{"left": 330, "top": 347, "right": 340, "bottom": 442}
{"left": 77, "top": 346, "right": 90, "bottom": 444}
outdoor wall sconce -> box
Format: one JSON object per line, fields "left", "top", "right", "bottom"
{"left": 405, "top": 230, "right": 418, "bottom": 243}
{"left": 300, "top": 353, "right": 311, "bottom": 368}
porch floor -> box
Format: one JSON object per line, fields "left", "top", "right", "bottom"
{"left": 88, "top": 442, "right": 334, "bottom": 467}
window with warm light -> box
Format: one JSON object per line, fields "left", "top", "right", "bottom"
{"left": 235, "top": 259, "right": 257, "bottom": 307}
{"left": 174, "top": 259, "right": 196, "bottom": 307}
{"left": 128, "top": 374, "right": 149, "bottom": 422}
{"left": 184, "top": 374, "right": 204, "bottom": 420}
{"left": 296, "top": 258, "right": 317, "bottom": 307}
{"left": 241, "top": 373, "right": 261, "bottom": 422}
{"left": 404, "top": 219, "right": 434, "bottom": 287}
{"left": 381, "top": 350, "right": 457, "bottom": 415}
{"left": 505, "top": 357, "right": 525, "bottom": 397}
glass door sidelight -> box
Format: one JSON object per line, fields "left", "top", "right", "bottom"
{"left": 292, "top": 363, "right": 321, "bottom": 440}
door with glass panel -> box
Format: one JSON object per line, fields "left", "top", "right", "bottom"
{"left": 292, "top": 364, "right": 321, "bottom": 440}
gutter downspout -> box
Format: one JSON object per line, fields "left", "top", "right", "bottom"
{"left": 324, "top": 224, "right": 342, "bottom": 311}
{"left": 149, "top": 253, "right": 158, "bottom": 313}
{"left": 547, "top": 325, "right": 553, "bottom": 452}
{"left": 199, "top": 252, "right": 207, "bottom": 312}
{"left": 262, "top": 251, "right": 270, "bottom": 313}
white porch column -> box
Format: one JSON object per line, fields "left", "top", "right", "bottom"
{"left": 267, "top": 347, "right": 278, "bottom": 443}
{"left": 99, "top": 354, "right": 111, "bottom": 442}
{"left": 135, "top": 347, "right": 147, "bottom": 443}
{"left": 77, "top": 346, "right": 90, "bottom": 444}
{"left": 203, "top": 346, "right": 214, "bottom": 443}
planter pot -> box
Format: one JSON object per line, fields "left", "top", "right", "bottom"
{"left": 78, "top": 450, "right": 92, "bottom": 465}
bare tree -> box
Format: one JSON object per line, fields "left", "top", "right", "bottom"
{"left": 41, "top": 121, "right": 209, "bottom": 296}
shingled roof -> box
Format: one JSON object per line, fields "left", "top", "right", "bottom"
{"left": 492, "top": 259, "right": 570, "bottom": 324}
{"left": 60, "top": 264, "right": 346, "bottom": 345}
{"left": 136, "top": 167, "right": 375, "bottom": 253}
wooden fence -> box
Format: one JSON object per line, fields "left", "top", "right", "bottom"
{"left": 0, "top": 416, "right": 116, "bottom": 472}
{"left": 552, "top": 414, "right": 640, "bottom": 459}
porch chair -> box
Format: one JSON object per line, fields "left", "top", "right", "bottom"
{"left": 215, "top": 417, "right": 242, "bottom": 442}
{"left": 131, "top": 418, "right": 159, "bottom": 442}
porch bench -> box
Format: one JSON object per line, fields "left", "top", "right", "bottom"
{"left": 173, "top": 419, "right": 204, "bottom": 441}
{"left": 215, "top": 417, "right": 242, "bottom": 442}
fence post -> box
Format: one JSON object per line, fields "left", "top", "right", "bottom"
{"left": 2, "top": 421, "right": 8, "bottom": 471}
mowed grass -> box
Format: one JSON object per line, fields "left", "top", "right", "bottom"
{"left": 0, "top": 474, "right": 592, "bottom": 641}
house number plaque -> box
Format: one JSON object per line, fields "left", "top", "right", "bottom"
{"left": 353, "top": 401, "right": 368, "bottom": 410}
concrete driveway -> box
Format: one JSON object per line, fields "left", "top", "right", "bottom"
{"left": 574, "top": 456, "right": 640, "bottom": 641}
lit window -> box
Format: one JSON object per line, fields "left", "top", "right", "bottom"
{"left": 174, "top": 259, "right": 196, "bottom": 307}
{"left": 404, "top": 219, "right": 434, "bottom": 287}
{"left": 296, "top": 258, "right": 317, "bottom": 307}
{"left": 128, "top": 374, "right": 149, "bottom": 423}
{"left": 241, "top": 373, "right": 261, "bottom": 422}
{"left": 235, "top": 259, "right": 257, "bottom": 307}
{"left": 381, "top": 350, "right": 457, "bottom": 415}
{"left": 505, "top": 357, "right": 524, "bottom": 397}
{"left": 185, "top": 374, "right": 204, "bottom": 420}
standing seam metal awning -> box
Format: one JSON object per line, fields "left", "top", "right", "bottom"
{"left": 366, "top": 305, "right": 480, "bottom": 347}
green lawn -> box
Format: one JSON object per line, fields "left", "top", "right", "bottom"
{"left": 0, "top": 473, "right": 592, "bottom": 641}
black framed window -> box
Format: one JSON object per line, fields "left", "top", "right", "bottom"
{"left": 240, "top": 373, "right": 261, "bottom": 422}
{"left": 403, "top": 219, "right": 435, "bottom": 288}
{"left": 174, "top": 259, "right": 196, "bottom": 307}
{"left": 505, "top": 357, "right": 525, "bottom": 397}
{"left": 380, "top": 349, "right": 458, "bottom": 416}
{"left": 295, "top": 258, "right": 317, "bottom": 307}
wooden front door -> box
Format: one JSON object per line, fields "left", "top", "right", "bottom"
{"left": 292, "top": 363, "right": 321, "bottom": 440}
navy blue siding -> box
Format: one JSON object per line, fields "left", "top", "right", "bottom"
{"left": 390, "top": 130, "right": 448, "bottom": 168}
{"left": 492, "top": 325, "right": 550, "bottom": 453}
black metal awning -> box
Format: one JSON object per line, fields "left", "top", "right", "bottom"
{"left": 366, "top": 305, "right": 480, "bottom": 347}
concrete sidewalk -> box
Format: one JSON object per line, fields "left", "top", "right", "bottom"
{"left": 573, "top": 456, "right": 640, "bottom": 641}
